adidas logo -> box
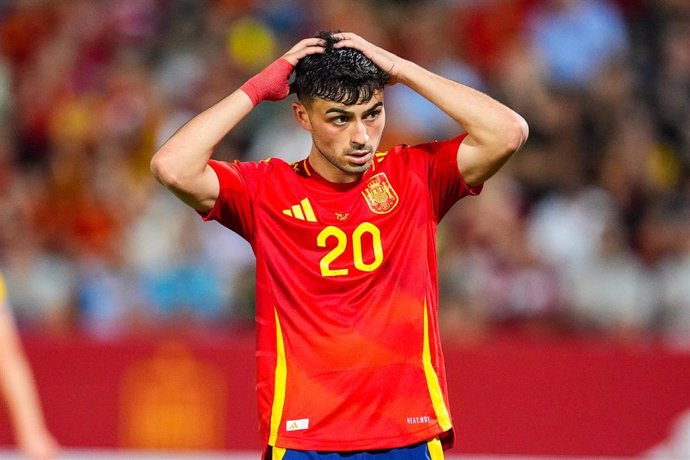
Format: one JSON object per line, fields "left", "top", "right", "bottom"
{"left": 282, "top": 198, "right": 317, "bottom": 222}
{"left": 286, "top": 418, "right": 309, "bottom": 431}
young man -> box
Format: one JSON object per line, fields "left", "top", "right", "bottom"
{"left": 0, "top": 273, "right": 59, "bottom": 460}
{"left": 151, "top": 31, "right": 528, "bottom": 459}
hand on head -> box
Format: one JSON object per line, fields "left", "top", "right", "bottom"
{"left": 332, "top": 32, "right": 404, "bottom": 84}
{"left": 240, "top": 37, "right": 325, "bottom": 106}
{"left": 240, "top": 32, "right": 404, "bottom": 107}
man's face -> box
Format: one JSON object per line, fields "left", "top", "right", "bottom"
{"left": 296, "top": 91, "right": 385, "bottom": 183}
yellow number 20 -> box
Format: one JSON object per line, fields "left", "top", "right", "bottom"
{"left": 317, "top": 223, "right": 383, "bottom": 277}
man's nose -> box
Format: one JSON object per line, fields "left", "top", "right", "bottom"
{"left": 351, "top": 120, "right": 369, "bottom": 146}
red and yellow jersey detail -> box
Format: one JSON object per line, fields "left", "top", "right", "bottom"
{"left": 202, "top": 135, "right": 481, "bottom": 451}
{"left": 268, "top": 308, "right": 288, "bottom": 445}
{"left": 422, "top": 301, "right": 452, "bottom": 432}
{"left": 0, "top": 272, "right": 7, "bottom": 305}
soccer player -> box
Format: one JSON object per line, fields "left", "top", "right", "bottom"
{"left": 0, "top": 273, "right": 59, "bottom": 460}
{"left": 151, "top": 31, "right": 528, "bottom": 459}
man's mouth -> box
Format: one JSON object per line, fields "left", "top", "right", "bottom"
{"left": 347, "top": 149, "right": 373, "bottom": 165}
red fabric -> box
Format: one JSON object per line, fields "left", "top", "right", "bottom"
{"left": 240, "top": 58, "right": 294, "bottom": 106}
{"left": 202, "top": 135, "right": 481, "bottom": 450}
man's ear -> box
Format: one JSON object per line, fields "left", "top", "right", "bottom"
{"left": 292, "top": 101, "right": 312, "bottom": 131}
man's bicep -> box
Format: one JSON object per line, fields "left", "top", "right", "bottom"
{"left": 456, "top": 136, "right": 486, "bottom": 187}
{"left": 457, "top": 134, "right": 516, "bottom": 187}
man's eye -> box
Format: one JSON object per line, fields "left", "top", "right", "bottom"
{"left": 365, "top": 110, "right": 381, "bottom": 120}
{"left": 332, "top": 116, "right": 348, "bottom": 125}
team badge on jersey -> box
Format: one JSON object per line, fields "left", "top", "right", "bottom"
{"left": 362, "top": 173, "right": 398, "bottom": 214}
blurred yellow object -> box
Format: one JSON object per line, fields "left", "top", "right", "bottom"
{"left": 227, "top": 17, "right": 277, "bottom": 72}
{"left": 648, "top": 145, "right": 681, "bottom": 190}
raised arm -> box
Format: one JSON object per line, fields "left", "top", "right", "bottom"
{"left": 334, "top": 33, "right": 528, "bottom": 187}
{"left": 150, "top": 38, "right": 325, "bottom": 211}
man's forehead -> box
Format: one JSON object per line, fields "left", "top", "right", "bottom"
{"left": 313, "top": 91, "right": 384, "bottom": 113}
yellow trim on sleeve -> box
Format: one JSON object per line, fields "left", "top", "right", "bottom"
{"left": 268, "top": 308, "right": 288, "bottom": 445}
{"left": 422, "top": 303, "right": 452, "bottom": 431}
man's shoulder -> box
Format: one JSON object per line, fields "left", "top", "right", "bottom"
{"left": 212, "top": 157, "right": 295, "bottom": 176}
{"left": 373, "top": 141, "right": 429, "bottom": 167}
{"left": 378, "top": 136, "right": 466, "bottom": 165}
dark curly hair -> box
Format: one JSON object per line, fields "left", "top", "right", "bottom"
{"left": 291, "top": 31, "right": 390, "bottom": 105}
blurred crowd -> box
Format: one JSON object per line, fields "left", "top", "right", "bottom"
{"left": 0, "top": 0, "right": 688, "bottom": 345}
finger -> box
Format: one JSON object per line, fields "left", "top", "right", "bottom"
{"left": 285, "top": 37, "right": 325, "bottom": 55}
{"left": 334, "top": 32, "right": 368, "bottom": 47}
{"left": 286, "top": 44, "right": 325, "bottom": 57}
{"left": 336, "top": 31, "right": 360, "bottom": 41}
{"left": 282, "top": 45, "right": 325, "bottom": 65}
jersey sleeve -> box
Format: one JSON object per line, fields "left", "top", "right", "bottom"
{"left": 421, "top": 134, "right": 483, "bottom": 221}
{"left": 199, "top": 159, "right": 259, "bottom": 241}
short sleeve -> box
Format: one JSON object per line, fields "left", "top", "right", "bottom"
{"left": 421, "top": 134, "right": 483, "bottom": 221}
{"left": 200, "top": 159, "right": 260, "bottom": 241}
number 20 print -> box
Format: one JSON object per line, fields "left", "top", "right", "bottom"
{"left": 317, "top": 222, "right": 383, "bottom": 277}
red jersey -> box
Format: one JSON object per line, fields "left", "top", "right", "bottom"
{"left": 202, "top": 134, "right": 481, "bottom": 451}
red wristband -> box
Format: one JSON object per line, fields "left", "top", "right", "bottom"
{"left": 240, "top": 58, "right": 295, "bottom": 106}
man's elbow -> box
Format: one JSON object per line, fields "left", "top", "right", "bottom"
{"left": 461, "top": 114, "right": 529, "bottom": 186}
{"left": 503, "top": 113, "right": 529, "bottom": 157}
{"left": 150, "top": 148, "right": 178, "bottom": 188}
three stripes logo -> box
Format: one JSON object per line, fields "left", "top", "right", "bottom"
{"left": 285, "top": 418, "right": 309, "bottom": 432}
{"left": 282, "top": 198, "right": 317, "bottom": 222}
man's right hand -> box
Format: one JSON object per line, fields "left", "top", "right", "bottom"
{"left": 240, "top": 37, "right": 325, "bottom": 106}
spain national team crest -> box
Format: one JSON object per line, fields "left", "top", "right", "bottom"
{"left": 362, "top": 173, "right": 398, "bottom": 214}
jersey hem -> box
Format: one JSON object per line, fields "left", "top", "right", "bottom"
{"left": 269, "top": 424, "right": 450, "bottom": 452}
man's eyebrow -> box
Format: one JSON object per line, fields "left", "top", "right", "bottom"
{"left": 325, "top": 102, "right": 384, "bottom": 116}
{"left": 364, "top": 102, "right": 384, "bottom": 114}
{"left": 325, "top": 107, "right": 352, "bottom": 115}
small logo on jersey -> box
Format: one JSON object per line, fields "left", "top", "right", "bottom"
{"left": 283, "top": 198, "right": 317, "bottom": 222}
{"left": 362, "top": 173, "right": 398, "bottom": 214}
{"left": 335, "top": 212, "right": 349, "bottom": 221}
{"left": 286, "top": 418, "right": 309, "bottom": 431}
{"left": 406, "top": 415, "right": 431, "bottom": 424}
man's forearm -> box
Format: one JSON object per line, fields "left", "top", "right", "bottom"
{"left": 150, "top": 89, "right": 254, "bottom": 211}
{"left": 397, "top": 60, "right": 528, "bottom": 185}
{"left": 151, "top": 38, "right": 324, "bottom": 211}
{"left": 397, "top": 61, "right": 526, "bottom": 152}
{"left": 151, "top": 90, "right": 253, "bottom": 187}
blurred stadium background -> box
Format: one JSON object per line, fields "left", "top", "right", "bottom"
{"left": 0, "top": 0, "right": 689, "bottom": 458}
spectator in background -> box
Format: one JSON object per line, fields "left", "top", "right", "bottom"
{"left": 659, "top": 219, "right": 690, "bottom": 349}
{"left": 439, "top": 174, "right": 565, "bottom": 340}
{"left": 525, "top": 0, "right": 629, "bottom": 90}
{"left": 0, "top": 272, "right": 59, "bottom": 459}
{"left": 0, "top": 0, "right": 687, "bottom": 344}
{"left": 384, "top": 2, "right": 485, "bottom": 145}
{"left": 566, "top": 211, "right": 658, "bottom": 339}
